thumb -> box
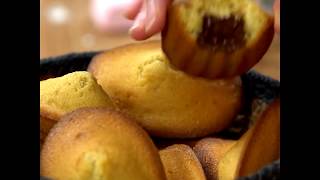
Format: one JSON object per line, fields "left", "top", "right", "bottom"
{"left": 129, "top": 0, "right": 172, "bottom": 40}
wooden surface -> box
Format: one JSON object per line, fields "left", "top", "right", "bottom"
{"left": 40, "top": 0, "right": 280, "bottom": 80}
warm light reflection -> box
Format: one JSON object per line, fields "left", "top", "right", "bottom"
{"left": 46, "top": 4, "right": 70, "bottom": 25}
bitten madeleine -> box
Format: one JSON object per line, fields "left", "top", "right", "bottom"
{"left": 159, "top": 144, "right": 206, "bottom": 180}
{"left": 162, "top": 0, "right": 274, "bottom": 79}
{"left": 88, "top": 41, "right": 243, "bottom": 138}
{"left": 193, "top": 138, "right": 236, "bottom": 180}
{"left": 40, "top": 71, "right": 114, "bottom": 145}
{"left": 40, "top": 108, "right": 166, "bottom": 180}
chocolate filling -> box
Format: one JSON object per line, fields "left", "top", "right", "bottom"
{"left": 197, "top": 15, "right": 246, "bottom": 52}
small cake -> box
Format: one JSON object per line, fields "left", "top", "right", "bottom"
{"left": 159, "top": 144, "right": 206, "bottom": 180}
{"left": 162, "top": 0, "right": 274, "bottom": 79}
{"left": 193, "top": 138, "right": 236, "bottom": 180}
{"left": 40, "top": 71, "right": 114, "bottom": 146}
{"left": 40, "top": 108, "right": 166, "bottom": 180}
{"left": 218, "top": 99, "right": 280, "bottom": 180}
{"left": 40, "top": 116, "right": 56, "bottom": 148}
{"left": 88, "top": 41, "right": 243, "bottom": 138}
{"left": 237, "top": 99, "right": 280, "bottom": 177}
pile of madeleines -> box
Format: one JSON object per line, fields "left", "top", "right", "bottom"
{"left": 40, "top": 0, "right": 279, "bottom": 180}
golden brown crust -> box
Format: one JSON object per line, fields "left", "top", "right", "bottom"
{"left": 88, "top": 41, "right": 162, "bottom": 78}
{"left": 193, "top": 138, "right": 236, "bottom": 180}
{"left": 238, "top": 98, "right": 280, "bottom": 177}
{"left": 217, "top": 99, "right": 280, "bottom": 180}
{"left": 40, "top": 106, "right": 60, "bottom": 122}
{"left": 162, "top": 0, "right": 274, "bottom": 79}
{"left": 40, "top": 115, "right": 57, "bottom": 149}
{"left": 159, "top": 144, "right": 206, "bottom": 180}
{"left": 88, "top": 41, "right": 243, "bottom": 138}
{"left": 40, "top": 107, "right": 166, "bottom": 180}
{"left": 40, "top": 71, "right": 114, "bottom": 120}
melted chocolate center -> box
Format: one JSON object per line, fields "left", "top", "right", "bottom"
{"left": 197, "top": 15, "right": 246, "bottom": 52}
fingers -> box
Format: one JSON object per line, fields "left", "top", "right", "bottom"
{"left": 123, "top": 0, "right": 143, "bottom": 20}
{"left": 144, "top": 0, "right": 171, "bottom": 38}
{"left": 129, "top": 1, "right": 147, "bottom": 40}
{"left": 90, "top": 0, "right": 134, "bottom": 32}
{"left": 129, "top": 0, "right": 172, "bottom": 40}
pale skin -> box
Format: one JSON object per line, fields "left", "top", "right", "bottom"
{"left": 92, "top": 0, "right": 280, "bottom": 40}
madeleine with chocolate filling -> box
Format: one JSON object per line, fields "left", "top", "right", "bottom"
{"left": 162, "top": 0, "right": 274, "bottom": 79}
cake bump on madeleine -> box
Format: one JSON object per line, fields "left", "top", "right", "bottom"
{"left": 40, "top": 71, "right": 114, "bottom": 120}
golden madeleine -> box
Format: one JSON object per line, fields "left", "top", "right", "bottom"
{"left": 218, "top": 99, "right": 280, "bottom": 180}
{"left": 40, "top": 71, "right": 114, "bottom": 145}
{"left": 40, "top": 108, "right": 166, "bottom": 180}
{"left": 193, "top": 138, "right": 236, "bottom": 180}
{"left": 88, "top": 41, "right": 243, "bottom": 138}
{"left": 159, "top": 144, "right": 206, "bottom": 180}
{"left": 40, "top": 71, "right": 114, "bottom": 120}
{"left": 40, "top": 116, "right": 56, "bottom": 149}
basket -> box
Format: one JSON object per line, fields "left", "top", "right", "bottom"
{"left": 40, "top": 51, "right": 280, "bottom": 180}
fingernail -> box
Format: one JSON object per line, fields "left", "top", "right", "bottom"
{"left": 129, "top": 19, "right": 140, "bottom": 34}
{"left": 129, "top": 7, "right": 145, "bottom": 35}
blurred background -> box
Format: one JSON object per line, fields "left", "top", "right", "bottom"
{"left": 40, "top": 0, "right": 279, "bottom": 80}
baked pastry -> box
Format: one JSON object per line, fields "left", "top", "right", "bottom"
{"left": 40, "top": 71, "right": 114, "bottom": 146}
{"left": 88, "top": 41, "right": 243, "bottom": 138}
{"left": 218, "top": 99, "right": 280, "bottom": 180}
{"left": 40, "top": 116, "right": 56, "bottom": 148}
{"left": 162, "top": 0, "right": 274, "bottom": 79}
{"left": 159, "top": 144, "right": 206, "bottom": 180}
{"left": 237, "top": 98, "right": 280, "bottom": 177}
{"left": 193, "top": 138, "right": 236, "bottom": 180}
{"left": 40, "top": 71, "right": 114, "bottom": 120}
{"left": 40, "top": 108, "right": 166, "bottom": 180}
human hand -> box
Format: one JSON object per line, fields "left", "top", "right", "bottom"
{"left": 90, "top": 0, "right": 134, "bottom": 33}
